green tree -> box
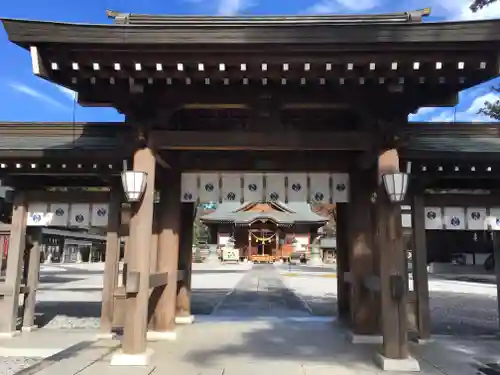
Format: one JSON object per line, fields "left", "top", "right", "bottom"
{"left": 470, "top": 0, "right": 500, "bottom": 120}
{"left": 470, "top": 0, "right": 497, "bottom": 11}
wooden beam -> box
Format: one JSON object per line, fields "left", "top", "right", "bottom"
{"left": 29, "top": 46, "right": 48, "bottom": 78}
{"left": 149, "top": 272, "right": 169, "bottom": 289}
{"left": 424, "top": 193, "right": 500, "bottom": 206}
{"left": 99, "top": 188, "right": 121, "bottom": 336}
{"left": 24, "top": 191, "right": 110, "bottom": 203}
{"left": 0, "top": 284, "right": 30, "bottom": 296}
{"left": 125, "top": 271, "right": 140, "bottom": 294}
{"left": 172, "top": 150, "right": 353, "bottom": 172}
{"left": 155, "top": 154, "right": 171, "bottom": 169}
{"left": 411, "top": 193, "right": 430, "bottom": 340}
{"left": 78, "top": 84, "right": 458, "bottom": 110}
{"left": 121, "top": 146, "right": 156, "bottom": 357}
{"left": 151, "top": 131, "right": 371, "bottom": 151}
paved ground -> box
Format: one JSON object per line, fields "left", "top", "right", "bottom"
{"left": 34, "top": 262, "right": 252, "bottom": 329}
{"left": 8, "top": 262, "right": 500, "bottom": 375}
{"left": 30, "top": 261, "right": 500, "bottom": 337}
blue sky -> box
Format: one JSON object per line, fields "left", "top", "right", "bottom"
{"left": 1, "top": 0, "right": 500, "bottom": 123}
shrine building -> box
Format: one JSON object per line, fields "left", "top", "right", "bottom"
{"left": 0, "top": 7, "right": 500, "bottom": 371}
{"left": 200, "top": 200, "right": 328, "bottom": 262}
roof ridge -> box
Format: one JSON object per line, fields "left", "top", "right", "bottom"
{"left": 106, "top": 8, "right": 431, "bottom": 26}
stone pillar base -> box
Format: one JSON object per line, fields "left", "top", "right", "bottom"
{"left": 374, "top": 352, "right": 420, "bottom": 372}
{"left": 175, "top": 315, "right": 195, "bottom": 325}
{"left": 96, "top": 332, "right": 116, "bottom": 340}
{"left": 411, "top": 337, "right": 434, "bottom": 345}
{"left": 110, "top": 348, "right": 154, "bottom": 366}
{"left": 0, "top": 331, "right": 20, "bottom": 338}
{"left": 347, "top": 331, "right": 383, "bottom": 344}
{"left": 147, "top": 330, "right": 177, "bottom": 341}
{"left": 21, "top": 326, "right": 38, "bottom": 333}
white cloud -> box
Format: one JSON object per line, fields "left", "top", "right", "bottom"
{"left": 434, "top": 0, "right": 500, "bottom": 20}
{"left": 56, "top": 86, "right": 77, "bottom": 101}
{"left": 217, "top": 0, "right": 250, "bottom": 15}
{"left": 306, "top": 0, "right": 377, "bottom": 13}
{"left": 428, "top": 109, "right": 455, "bottom": 123}
{"left": 466, "top": 92, "right": 500, "bottom": 115}
{"left": 190, "top": 0, "right": 253, "bottom": 15}
{"left": 8, "top": 82, "right": 69, "bottom": 110}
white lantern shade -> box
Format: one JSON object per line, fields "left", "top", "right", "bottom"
{"left": 382, "top": 172, "right": 409, "bottom": 203}
{"left": 121, "top": 171, "right": 147, "bottom": 202}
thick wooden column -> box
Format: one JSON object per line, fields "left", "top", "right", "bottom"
{"left": 348, "top": 172, "right": 379, "bottom": 336}
{"left": 99, "top": 188, "right": 121, "bottom": 338}
{"left": 147, "top": 208, "right": 159, "bottom": 331}
{"left": 176, "top": 202, "right": 195, "bottom": 324}
{"left": 0, "top": 191, "right": 27, "bottom": 336}
{"left": 152, "top": 173, "right": 181, "bottom": 336}
{"left": 21, "top": 228, "right": 42, "bottom": 332}
{"left": 376, "top": 149, "right": 409, "bottom": 360}
{"left": 115, "top": 146, "right": 156, "bottom": 362}
{"left": 411, "top": 193, "right": 431, "bottom": 340}
{"left": 336, "top": 203, "right": 350, "bottom": 321}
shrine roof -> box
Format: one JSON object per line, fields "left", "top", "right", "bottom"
{"left": 2, "top": 10, "right": 500, "bottom": 47}
{"left": 403, "top": 122, "right": 500, "bottom": 159}
{"left": 199, "top": 201, "right": 328, "bottom": 225}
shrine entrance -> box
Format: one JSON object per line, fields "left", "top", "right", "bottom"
{"left": 2, "top": 7, "right": 500, "bottom": 371}
{"left": 249, "top": 226, "right": 277, "bottom": 263}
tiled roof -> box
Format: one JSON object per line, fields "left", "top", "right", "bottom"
{"left": 200, "top": 201, "right": 327, "bottom": 224}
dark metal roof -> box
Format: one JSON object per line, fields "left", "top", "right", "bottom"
{"left": 404, "top": 122, "right": 500, "bottom": 158}
{"left": 200, "top": 201, "right": 328, "bottom": 224}
{"left": 2, "top": 17, "right": 500, "bottom": 46}
{"left": 106, "top": 9, "right": 430, "bottom": 26}
{"left": 0, "top": 122, "right": 129, "bottom": 151}
{"left": 0, "top": 121, "right": 500, "bottom": 159}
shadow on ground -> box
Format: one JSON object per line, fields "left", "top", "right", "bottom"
{"left": 38, "top": 276, "right": 88, "bottom": 284}
{"left": 171, "top": 320, "right": 384, "bottom": 372}
{"left": 30, "top": 289, "right": 337, "bottom": 328}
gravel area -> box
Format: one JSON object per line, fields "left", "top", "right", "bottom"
{"left": 0, "top": 357, "right": 42, "bottom": 375}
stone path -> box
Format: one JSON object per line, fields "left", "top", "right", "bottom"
{"left": 212, "top": 264, "right": 311, "bottom": 318}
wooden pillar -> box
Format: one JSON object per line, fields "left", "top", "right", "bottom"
{"left": 119, "top": 146, "right": 156, "bottom": 360}
{"left": 376, "top": 149, "right": 408, "bottom": 359}
{"left": 176, "top": 202, "right": 195, "bottom": 324}
{"left": 147, "top": 207, "right": 160, "bottom": 330}
{"left": 152, "top": 173, "right": 181, "bottom": 336}
{"left": 99, "top": 188, "right": 121, "bottom": 338}
{"left": 21, "top": 228, "right": 41, "bottom": 332}
{"left": 348, "top": 172, "right": 378, "bottom": 335}
{"left": 0, "top": 191, "right": 27, "bottom": 336}
{"left": 411, "top": 193, "right": 431, "bottom": 340}
{"left": 336, "top": 203, "right": 350, "bottom": 321}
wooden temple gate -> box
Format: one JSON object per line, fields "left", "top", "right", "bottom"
{"left": 0, "top": 7, "right": 500, "bottom": 370}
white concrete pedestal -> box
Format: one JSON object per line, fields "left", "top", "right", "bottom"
{"left": 96, "top": 332, "right": 116, "bottom": 340}
{"left": 147, "top": 330, "right": 177, "bottom": 341}
{"left": 374, "top": 352, "right": 420, "bottom": 372}
{"left": 175, "top": 315, "right": 195, "bottom": 325}
{"left": 110, "top": 348, "right": 154, "bottom": 366}
{"left": 0, "top": 331, "right": 20, "bottom": 338}
{"left": 21, "top": 326, "right": 38, "bottom": 333}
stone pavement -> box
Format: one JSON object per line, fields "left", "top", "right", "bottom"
{"left": 8, "top": 263, "right": 500, "bottom": 375}
{"left": 34, "top": 262, "right": 251, "bottom": 329}
{"left": 14, "top": 319, "right": 500, "bottom": 375}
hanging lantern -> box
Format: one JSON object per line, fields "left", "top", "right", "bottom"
{"left": 382, "top": 172, "right": 409, "bottom": 203}
{"left": 121, "top": 170, "right": 148, "bottom": 202}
